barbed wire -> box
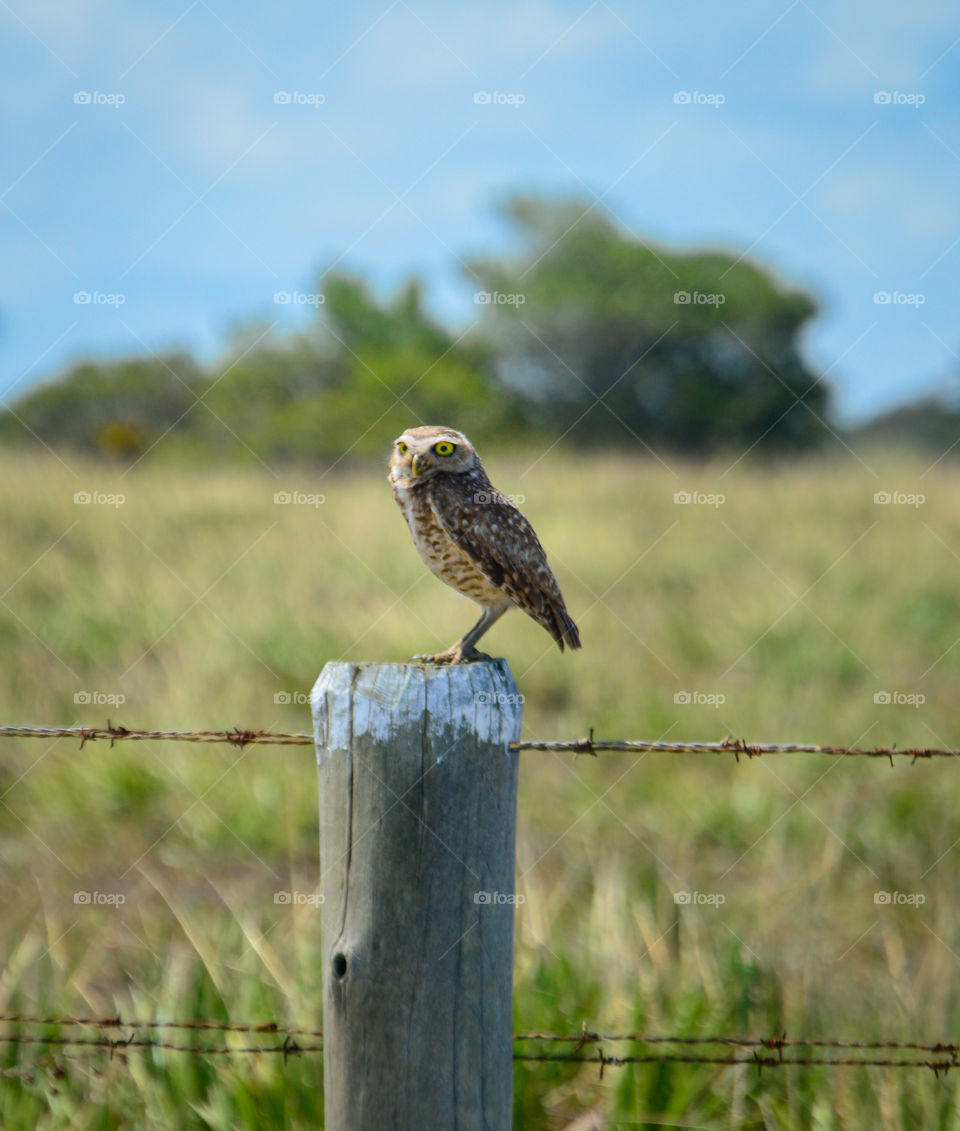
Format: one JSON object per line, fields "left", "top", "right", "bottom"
{"left": 0, "top": 1033, "right": 321, "bottom": 1057}
{"left": 514, "top": 1030, "right": 960, "bottom": 1053}
{"left": 0, "top": 1036, "right": 953, "bottom": 1073}
{"left": 0, "top": 1017, "right": 957, "bottom": 1073}
{"left": 0, "top": 725, "right": 313, "bottom": 747}
{"left": 515, "top": 735, "right": 958, "bottom": 761}
{"left": 515, "top": 1053, "right": 959, "bottom": 1076}
{"left": 6, "top": 1015, "right": 959, "bottom": 1055}
{"left": 0, "top": 725, "right": 956, "bottom": 760}
{"left": 0, "top": 1015, "right": 321, "bottom": 1037}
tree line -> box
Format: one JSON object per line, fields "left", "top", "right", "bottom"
{"left": 2, "top": 195, "right": 938, "bottom": 464}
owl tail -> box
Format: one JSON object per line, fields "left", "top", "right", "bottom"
{"left": 549, "top": 603, "right": 582, "bottom": 652}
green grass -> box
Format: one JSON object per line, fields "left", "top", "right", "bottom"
{"left": 1, "top": 446, "right": 959, "bottom": 1128}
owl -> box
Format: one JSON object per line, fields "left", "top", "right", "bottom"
{"left": 388, "top": 425, "right": 581, "bottom": 663}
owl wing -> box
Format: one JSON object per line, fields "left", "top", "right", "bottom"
{"left": 427, "top": 471, "right": 580, "bottom": 650}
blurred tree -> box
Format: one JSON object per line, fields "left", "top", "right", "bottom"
{"left": 0, "top": 207, "right": 839, "bottom": 462}
{"left": 0, "top": 353, "right": 204, "bottom": 457}
{"left": 189, "top": 271, "right": 531, "bottom": 461}
{"left": 466, "top": 196, "right": 830, "bottom": 453}
{"left": 307, "top": 272, "right": 533, "bottom": 457}
{"left": 847, "top": 397, "right": 960, "bottom": 453}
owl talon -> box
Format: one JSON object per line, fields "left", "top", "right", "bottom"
{"left": 412, "top": 647, "right": 492, "bottom": 665}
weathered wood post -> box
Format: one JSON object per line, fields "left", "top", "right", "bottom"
{"left": 311, "top": 660, "right": 523, "bottom": 1131}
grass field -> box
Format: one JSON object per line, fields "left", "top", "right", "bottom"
{"left": 1, "top": 444, "right": 959, "bottom": 1129}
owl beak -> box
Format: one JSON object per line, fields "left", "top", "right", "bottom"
{"left": 410, "top": 453, "right": 426, "bottom": 476}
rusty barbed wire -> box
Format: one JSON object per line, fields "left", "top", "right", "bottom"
{"left": 0, "top": 725, "right": 313, "bottom": 747}
{"left": 0, "top": 1033, "right": 320, "bottom": 1057}
{"left": 0, "top": 1033, "right": 954, "bottom": 1074}
{"left": 513, "top": 1030, "right": 960, "bottom": 1053}
{"left": 0, "top": 1015, "right": 321, "bottom": 1037}
{"left": 4, "top": 1015, "right": 957, "bottom": 1056}
{"left": 514, "top": 736, "right": 959, "bottom": 761}
{"left": 0, "top": 725, "right": 957, "bottom": 760}
{"left": 514, "top": 1053, "right": 959, "bottom": 1076}
{"left": 1, "top": 1017, "right": 958, "bottom": 1073}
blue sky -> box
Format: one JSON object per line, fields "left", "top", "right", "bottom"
{"left": 1, "top": 0, "right": 958, "bottom": 423}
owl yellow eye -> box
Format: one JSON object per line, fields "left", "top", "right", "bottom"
{"left": 433, "top": 441, "right": 455, "bottom": 456}
{"left": 397, "top": 441, "right": 409, "bottom": 454}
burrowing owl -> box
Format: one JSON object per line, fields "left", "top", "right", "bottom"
{"left": 389, "top": 425, "right": 581, "bottom": 663}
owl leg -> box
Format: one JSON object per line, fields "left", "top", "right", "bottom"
{"left": 414, "top": 604, "right": 508, "bottom": 664}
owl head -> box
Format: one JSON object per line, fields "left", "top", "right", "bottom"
{"left": 389, "top": 426, "right": 479, "bottom": 486}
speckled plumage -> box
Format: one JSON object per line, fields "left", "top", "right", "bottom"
{"left": 389, "top": 425, "right": 581, "bottom": 663}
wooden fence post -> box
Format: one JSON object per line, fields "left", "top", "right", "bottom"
{"left": 311, "top": 660, "right": 523, "bottom": 1131}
